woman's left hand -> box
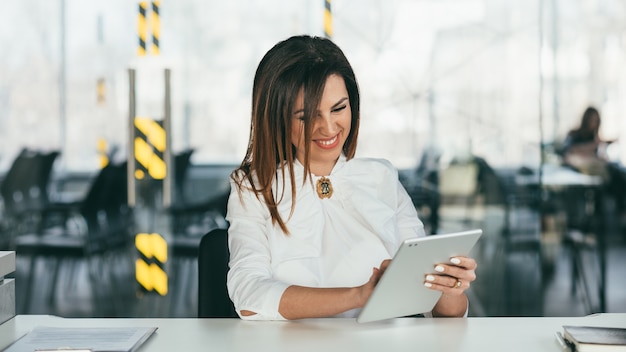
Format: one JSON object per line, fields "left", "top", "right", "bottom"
{"left": 424, "top": 256, "right": 477, "bottom": 294}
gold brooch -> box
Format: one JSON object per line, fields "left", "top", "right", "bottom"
{"left": 316, "top": 176, "right": 333, "bottom": 199}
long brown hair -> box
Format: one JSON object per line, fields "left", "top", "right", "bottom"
{"left": 232, "top": 35, "right": 360, "bottom": 234}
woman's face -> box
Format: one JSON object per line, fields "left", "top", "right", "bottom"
{"left": 291, "top": 74, "right": 352, "bottom": 176}
{"left": 587, "top": 113, "right": 600, "bottom": 131}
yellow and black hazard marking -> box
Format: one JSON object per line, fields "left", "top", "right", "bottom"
{"left": 135, "top": 233, "right": 168, "bottom": 295}
{"left": 97, "top": 138, "right": 109, "bottom": 169}
{"left": 137, "top": 1, "right": 160, "bottom": 56}
{"left": 137, "top": 2, "right": 148, "bottom": 56}
{"left": 134, "top": 117, "right": 166, "bottom": 180}
{"left": 151, "top": 1, "right": 160, "bottom": 55}
{"left": 324, "top": 0, "right": 333, "bottom": 39}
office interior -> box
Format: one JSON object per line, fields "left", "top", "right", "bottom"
{"left": 0, "top": 0, "right": 625, "bottom": 319}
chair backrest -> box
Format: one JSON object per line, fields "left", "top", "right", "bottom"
{"left": 173, "top": 149, "right": 194, "bottom": 205}
{"left": 0, "top": 149, "right": 60, "bottom": 241}
{"left": 197, "top": 228, "right": 238, "bottom": 318}
{"left": 1, "top": 149, "right": 59, "bottom": 216}
{"left": 1, "top": 149, "right": 34, "bottom": 216}
{"left": 79, "top": 161, "right": 130, "bottom": 253}
{"left": 32, "top": 150, "right": 60, "bottom": 207}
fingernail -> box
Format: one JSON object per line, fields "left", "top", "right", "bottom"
{"left": 424, "top": 282, "right": 432, "bottom": 288}
{"left": 450, "top": 257, "right": 461, "bottom": 265}
{"left": 426, "top": 275, "right": 435, "bottom": 282}
{"left": 435, "top": 265, "right": 445, "bottom": 272}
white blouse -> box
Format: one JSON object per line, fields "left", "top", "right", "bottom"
{"left": 226, "top": 155, "right": 426, "bottom": 320}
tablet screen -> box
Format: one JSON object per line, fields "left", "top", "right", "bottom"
{"left": 357, "top": 229, "right": 482, "bottom": 323}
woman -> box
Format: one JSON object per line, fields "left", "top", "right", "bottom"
{"left": 561, "top": 106, "right": 608, "bottom": 176}
{"left": 562, "top": 106, "right": 626, "bottom": 211}
{"left": 226, "top": 35, "right": 477, "bottom": 320}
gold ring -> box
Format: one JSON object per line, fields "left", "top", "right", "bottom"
{"left": 454, "top": 279, "right": 462, "bottom": 288}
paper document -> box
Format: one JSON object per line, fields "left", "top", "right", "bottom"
{"left": 2, "top": 326, "right": 157, "bottom": 352}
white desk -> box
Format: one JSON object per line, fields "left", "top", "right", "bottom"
{"left": 1, "top": 314, "right": 625, "bottom": 352}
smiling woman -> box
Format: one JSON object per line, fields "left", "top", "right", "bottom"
{"left": 291, "top": 75, "right": 352, "bottom": 177}
{"left": 225, "top": 35, "right": 478, "bottom": 321}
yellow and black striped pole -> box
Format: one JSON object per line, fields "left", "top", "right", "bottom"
{"left": 134, "top": 117, "right": 166, "bottom": 180}
{"left": 137, "top": 2, "right": 148, "bottom": 56}
{"left": 151, "top": 1, "right": 160, "bottom": 55}
{"left": 324, "top": 0, "right": 332, "bottom": 39}
{"left": 128, "top": 69, "right": 173, "bottom": 299}
{"left": 97, "top": 138, "right": 109, "bottom": 169}
{"left": 135, "top": 232, "right": 168, "bottom": 296}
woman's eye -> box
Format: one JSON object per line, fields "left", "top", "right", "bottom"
{"left": 332, "top": 105, "right": 347, "bottom": 113}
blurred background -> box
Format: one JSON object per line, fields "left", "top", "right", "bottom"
{"left": 0, "top": 0, "right": 625, "bottom": 318}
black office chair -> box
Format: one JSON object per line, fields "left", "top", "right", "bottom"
{"left": 15, "top": 161, "right": 132, "bottom": 315}
{"left": 167, "top": 149, "right": 229, "bottom": 316}
{"left": 197, "top": 228, "right": 237, "bottom": 318}
{"left": 0, "top": 149, "right": 60, "bottom": 248}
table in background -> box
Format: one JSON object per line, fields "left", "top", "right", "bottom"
{"left": 1, "top": 314, "right": 625, "bottom": 352}
{"left": 515, "top": 164, "right": 607, "bottom": 313}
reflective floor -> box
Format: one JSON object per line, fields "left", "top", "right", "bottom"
{"left": 12, "top": 208, "right": 626, "bottom": 318}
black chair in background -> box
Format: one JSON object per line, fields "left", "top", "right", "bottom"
{"left": 197, "top": 228, "right": 237, "bottom": 318}
{"left": 560, "top": 184, "right": 606, "bottom": 314}
{"left": 168, "top": 148, "right": 229, "bottom": 238}
{"left": 169, "top": 148, "right": 228, "bottom": 236}
{"left": 0, "top": 149, "right": 60, "bottom": 249}
{"left": 401, "top": 148, "right": 441, "bottom": 235}
{"left": 460, "top": 156, "right": 545, "bottom": 317}
{"left": 172, "top": 148, "right": 194, "bottom": 206}
{"left": 168, "top": 150, "right": 230, "bottom": 316}
{"left": 15, "top": 161, "right": 133, "bottom": 316}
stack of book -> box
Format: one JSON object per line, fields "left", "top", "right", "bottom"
{"left": 0, "top": 251, "right": 16, "bottom": 325}
{"left": 559, "top": 325, "right": 626, "bottom": 352}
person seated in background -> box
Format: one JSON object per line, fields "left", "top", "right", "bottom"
{"left": 561, "top": 106, "right": 612, "bottom": 177}
{"left": 225, "top": 35, "right": 478, "bottom": 320}
{"left": 561, "top": 106, "right": 626, "bottom": 215}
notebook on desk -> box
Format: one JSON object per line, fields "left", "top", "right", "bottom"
{"left": 1, "top": 326, "right": 157, "bottom": 352}
{"left": 356, "top": 229, "right": 482, "bottom": 323}
{"left": 559, "top": 325, "right": 626, "bottom": 352}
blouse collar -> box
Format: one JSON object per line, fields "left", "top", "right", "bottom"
{"left": 292, "top": 154, "right": 347, "bottom": 178}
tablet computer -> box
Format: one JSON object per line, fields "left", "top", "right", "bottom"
{"left": 356, "top": 229, "right": 482, "bottom": 323}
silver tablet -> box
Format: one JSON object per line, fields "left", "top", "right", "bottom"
{"left": 356, "top": 229, "right": 483, "bottom": 323}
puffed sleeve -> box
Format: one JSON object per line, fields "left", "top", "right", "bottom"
{"left": 396, "top": 178, "right": 426, "bottom": 240}
{"left": 226, "top": 178, "right": 290, "bottom": 320}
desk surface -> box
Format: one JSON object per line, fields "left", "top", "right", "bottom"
{"left": 515, "top": 164, "right": 603, "bottom": 187}
{"left": 1, "top": 314, "right": 625, "bottom": 352}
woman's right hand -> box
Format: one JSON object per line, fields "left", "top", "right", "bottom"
{"left": 358, "top": 259, "right": 391, "bottom": 307}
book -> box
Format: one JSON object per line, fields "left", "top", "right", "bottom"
{"left": 1, "top": 326, "right": 157, "bottom": 352}
{"left": 0, "top": 251, "right": 16, "bottom": 278}
{"left": 0, "top": 251, "right": 16, "bottom": 326}
{"left": 561, "top": 325, "right": 626, "bottom": 352}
